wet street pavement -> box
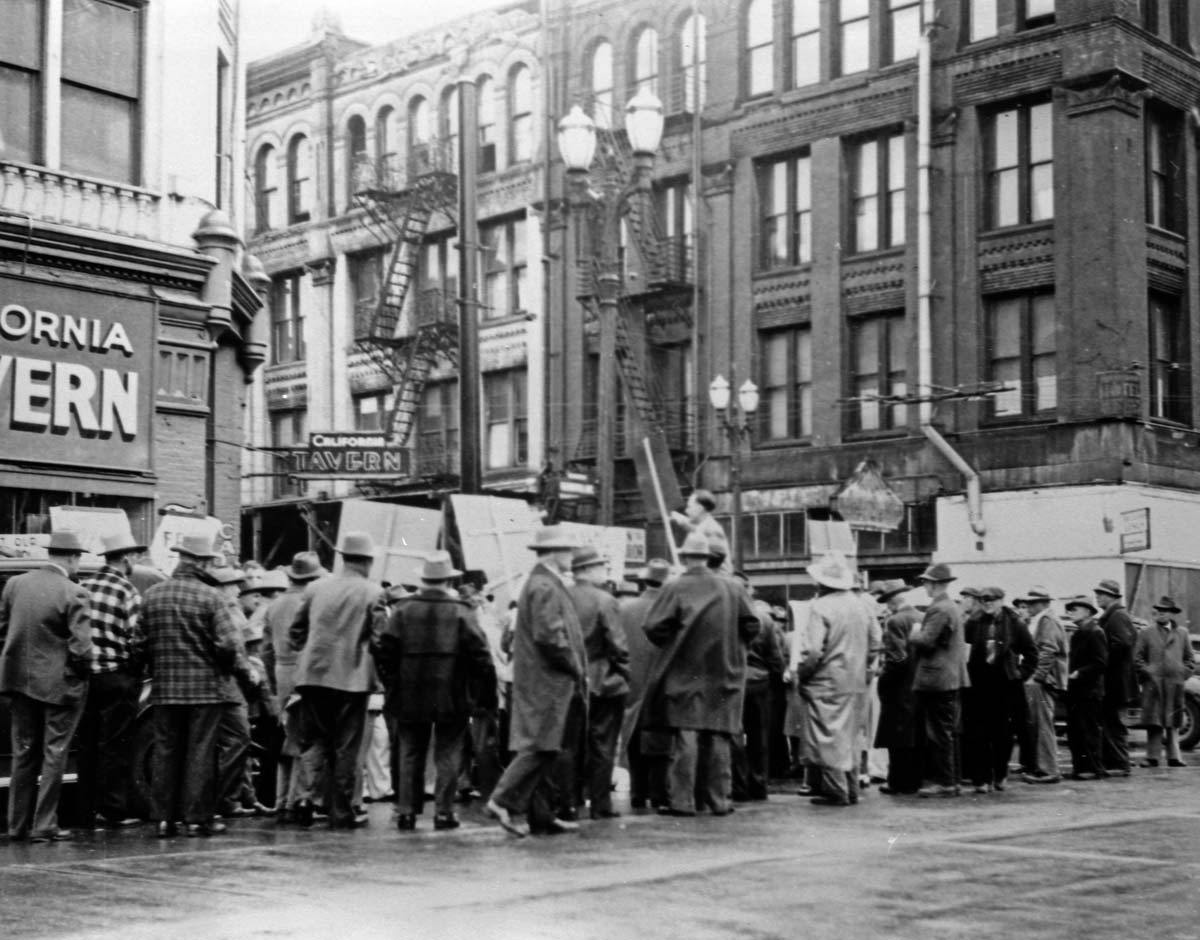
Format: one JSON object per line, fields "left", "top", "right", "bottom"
{"left": 3, "top": 761, "right": 1200, "bottom": 940}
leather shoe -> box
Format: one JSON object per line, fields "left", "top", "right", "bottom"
{"left": 185, "top": 821, "right": 227, "bottom": 838}
{"left": 396, "top": 814, "right": 417, "bottom": 831}
{"left": 156, "top": 821, "right": 178, "bottom": 838}
{"left": 485, "top": 798, "right": 528, "bottom": 838}
{"left": 1022, "top": 773, "right": 1061, "bottom": 784}
{"left": 294, "top": 801, "right": 315, "bottom": 828}
{"left": 1168, "top": 758, "right": 1187, "bottom": 768}
{"left": 545, "top": 816, "right": 580, "bottom": 833}
{"left": 433, "top": 813, "right": 460, "bottom": 831}
{"left": 30, "top": 829, "right": 75, "bottom": 843}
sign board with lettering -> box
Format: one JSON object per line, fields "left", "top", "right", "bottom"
{"left": 0, "top": 277, "right": 153, "bottom": 471}
{"left": 148, "top": 513, "right": 225, "bottom": 575}
{"left": 1120, "top": 507, "right": 1151, "bottom": 553}
{"left": 292, "top": 431, "right": 409, "bottom": 479}
{"left": 560, "top": 522, "right": 645, "bottom": 585}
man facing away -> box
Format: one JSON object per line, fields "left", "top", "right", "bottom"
{"left": 1022, "top": 586, "right": 1067, "bottom": 784}
{"left": 570, "top": 546, "right": 630, "bottom": 820}
{"left": 142, "top": 534, "right": 245, "bottom": 837}
{"left": 642, "top": 532, "right": 759, "bottom": 817}
{"left": 371, "top": 551, "right": 495, "bottom": 832}
{"left": 1093, "top": 578, "right": 1137, "bottom": 775}
{"left": 874, "top": 579, "right": 921, "bottom": 795}
{"left": 486, "top": 526, "right": 586, "bottom": 838}
{"left": 0, "top": 530, "right": 92, "bottom": 842}
{"left": 912, "top": 563, "right": 968, "bottom": 799}
{"left": 290, "top": 532, "right": 387, "bottom": 830}
{"left": 77, "top": 532, "right": 147, "bottom": 830}
{"left": 621, "top": 559, "right": 672, "bottom": 811}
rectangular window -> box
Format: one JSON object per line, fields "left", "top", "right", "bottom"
{"left": 791, "top": 0, "right": 820, "bottom": 88}
{"left": 483, "top": 369, "right": 528, "bottom": 469}
{"left": 1143, "top": 0, "right": 1189, "bottom": 47}
{"left": 348, "top": 249, "right": 384, "bottom": 338}
{"left": 1020, "top": 0, "right": 1055, "bottom": 28}
{"left": 270, "top": 409, "right": 306, "bottom": 499}
{"left": 0, "top": 0, "right": 43, "bottom": 165}
{"left": 836, "top": 0, "right": 871, "bottom": 76}
{"left": 968, "top": 0, "right": 998, "bottom": 41}
{"left": 480, "top": 216, "right": 526, "bottom": 320}
{"left": 270, "top": 272, "right": 305, "bottom": 365}
{"left": 417, "top": 381, "right": 459, "bottom": 475}
{"left": 848, "top": 312, "right": 908, "bottom": 433}
{"left": 1146, "top": 107, "right": 1184, "bottom": 234}
{"left": 747, "top": 0, "right": 774, "bottom": 98}
{"left": 658, "top": 178, "right": 694, "bottom": 281}
{"left": 848, "top": 131, "right": 906, "bottom": 253}
{"left": 984, "top": 99, "right": 1053, "bottom": 229}
{"left": 985, "top": 292, "right": 1057, "bottom": 419}
{"left": 759, "top": 326, "right": 813, "bottom": 441}
{"left": 353, "top": 392, "right": 393, "bottom": 432}
{"left": 757, "top": 152, "right": 812, "bottom": 270}
{"left": 887, "top": 0, "right": 922, "bottom": 63}
{"left": 1150, "top": 292, "right": 1191, "bottom": 425}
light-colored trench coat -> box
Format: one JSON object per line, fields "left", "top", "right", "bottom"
{"left": 1134, "top": 621, "right": 1195, "bottom": 728}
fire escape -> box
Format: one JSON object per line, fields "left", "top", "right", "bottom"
{"left": 352, "top": 145, "right": 458, "bottom": 470}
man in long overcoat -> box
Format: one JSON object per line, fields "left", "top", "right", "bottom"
{"left": 0, "top": 530, "right": 92, "bottom": 841}
{"left": 486, "top": 526, "right": 586, "bottom": 838}
{"left": 620, "top": 559, "right": 672, "bottom": 810}
{"left": 912, "top": 563, "right": 968, "bottom": 798}
{"left": 1134, "top": 595, "right": 1195, "bottom": 767}
{"left": 1022, "top": 586, "right": 1067, "bottom": 783}
{"left": 794, "top": 552, "right": 872, "bottom": 807}
{"left": 1094, "top": 578, "right": 1137, "bottom": 774}
{"left": 1065, "top": 595, "right": 1108, "bottom": 778}
{"left": 874, "top": 580, "right": 921, "bottom": 795}
{"left": 372, "top": 551, "right": 495, "bottom": 831}
{"left": 642, "top": 532, "right": 758, "bottom": 817}
{"left": 289, "top": 532, "right": 387, "bottom": 829}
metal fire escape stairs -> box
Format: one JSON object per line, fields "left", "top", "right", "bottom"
{"left": 352, "top": 155, "right": 458, "bottom": 450}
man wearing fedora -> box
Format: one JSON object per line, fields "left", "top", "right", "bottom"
{"left": 1093, "top": 578, "right": 1138, "bottom": 775}
{"left": 570, "top": 546, "right": 630, "bottom": 820}
{"left": 261, "top": 551, "right": 326, "bottom": 825}
{"left": 621, "top": 558, "right": 673, "bottom": 811}
{"left": 77, "top": 532, "right": 149, "bottom": 829}
{"left": 1022, "top": 587, "right": 1067, "bottom": 784}
{"left": 486, "top": 526, "right": 586, "bottom": 837}
{"left": 874, "top": 579, "right": 922, "bottom": 795}
{"left": 912, "top": 563, "right": 968, "bottom": 798}
{"left": 641, "top": 532, "right": 759, "bottom": 817}
{"left": 1064, "top": 595, "right": 1108, "bottom": 778}
{"left": 142, "top": 533, "right": 245, "bottom": 837}
{"left": 1134, "top": 596, "right": 1195, "bottom": 768}
{"left": 290, "top": 532, "right": 388, "bottom": 830}
{"left": 371, "top": 551, "right": 495, "bottom": 831}
{"left": 0, "top": 530, "right": 92, "bottom": 841}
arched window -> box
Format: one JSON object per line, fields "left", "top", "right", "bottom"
{"left": 286, "top": 133, "right": 312, "bottom": 224}
{"left": 346, "top": 115, "right": 366, "bottom": 206}
{"left": 632, "top": 26, "right": 659, "bottom": 97}
{"left": 254, "top": 143, "right": 277, "bottom": 233}
{"left": 747, "top": 0, "right": 774, "bottom": 98}
{"left": 376, "top": 105, "right": 395, "bottom": 180}
{"left": 407, "top": 97, "right": 430, "bottom": 175}
{"left": 508, "top": 64, "right": 534, "bottom": 165}
{"left": 477, "top": 75, "right": 496, "bottom": 173}
{"left": 589, "top": 41, "right": 614, "bottom": 129}
{"left": 680, "top": 13, "right": 707, "bottom": 112}
{"left": 441, "top": 86, "right": 459, "bottom": 171}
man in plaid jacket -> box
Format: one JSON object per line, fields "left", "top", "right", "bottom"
{"left": 77, "top": 532, "right": 148, "bottom": 829}
{"left": 142, "top": 535, "right": 247, "bottom": 837}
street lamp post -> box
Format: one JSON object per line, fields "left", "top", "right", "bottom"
{"left": 709, "top": 374, "right": 759, "bottom": 572}
{"left": 557, "top": 90, "right": 664, "bottom": 526}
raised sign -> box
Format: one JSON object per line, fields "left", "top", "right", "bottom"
{"left": 292, "top": 431, "right": 409, "bottom": 479}
{"left": 1120, "top": 507, "right": 1150, "bottom": 553}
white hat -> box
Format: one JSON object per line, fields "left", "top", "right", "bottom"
{"left": 806, "top": 550, "right": 856, "bottom": 591}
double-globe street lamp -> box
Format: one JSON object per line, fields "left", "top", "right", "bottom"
{"left": 557, "top": 89, "right": 664, "bottom": 526}
{"left": 709, "top": 374, "right": 760, "bottom": 572}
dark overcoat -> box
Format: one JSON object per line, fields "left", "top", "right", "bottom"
{"left": 572, "top": 581, "right": 630, "bottom": 699}
{"left": 875, "top": 603, "right": 920, "bottom": 748}
{"left": 1134, "top": 621, "right": 1194, "bottom": 727}
{"left": 371, "top": 587, "right": 496, "bottom": 723}
{"left": 0, "top": 565, "right": 92, "bottom": 706}
{"left": 1067, "top": 619, "right": 1108, "bottom": 700}
{"left": 508, "top": 562, "right": 586, "bottom": 752}
{"left": 911, "top": 596, "right": 968, "bottom": 692}
{"left": 965, "top": 605, "right": 1037, "bottom": 689}
{"left": 1098, "top": 602, "right": 1138, "bottom": 706}
{"left": 641, "top": 568, "right": 758, "bottom": 734}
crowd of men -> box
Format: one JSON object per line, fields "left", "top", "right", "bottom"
{"left": 0, "top": 497, "right": 1194, "bottom": 842}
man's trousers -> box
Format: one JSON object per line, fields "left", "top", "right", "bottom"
{"left": 395, "top": 717, "right": 469, "bottom": 816}
{"left": 8, "top": 691, "right": 86, "bottom": 838}
{"left": 731, "top": 682, "right": 770, "bottom": 801}
{"left": 76, "top": 670, "right": 139, "bottom": 824}
{"left": 217, "top": 700, "right": 253, "bottom": 812}
{"left": 1101, "top": 698, "right": 1131, "bottom": 772}
{"left": 585, "top": 694, "right": 626, "bottom": 814}
{"left": 152, "top": 702, "right": 223, "bottom": 825}
{"left": 490, "top": 749, "right": 559, "bottom": 816}
{"left": 916, "top": 690, "right": 960, "bottom": 788}
{"left": 1024, "top": 681, "right": 1061, "bottom": 777}
{"left": 298, "top": 687, "right": 368, "bottom": 827}
{"left": 1067, "top": 694, "right": 1104, "bottom": 774}
{"left": 667, "top": 729, "right": 732, "bottom": 814}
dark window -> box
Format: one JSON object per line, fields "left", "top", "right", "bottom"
{"left": 1146, "top": 106, "right": 1184, "bottom": 234}
{"left": 836, "top": 0, "right": 871, "bottom": 76}
{"left": 759, "top": 326, "right": 813, "bottom": 441}
{"left": 269, "top": 408, "right": 306, "bottom": 499}
{"left": 1150, "top": 292, "right": 1191, "bottom": 425}
{"left": 349, "top": 248, "right": 385, "bottom": 338}
{"left": 0, "top": 0, "right": 43, "bottom": 166}
{"left": 984, "top": 99, "right": 1053, "bottom": 229}
{"left": 61, "top": 0, "right": 142, "bottom": 184}
{"left": 1143, "top": 0, "right": 1189, "bottom": 47}
{"left": 887, "top": 0, "right": 922, "bottom": 63}
{"left": 480, "top": 216, "right": 527, "bottom": 319}
{"left": 589, "top": 41, "right": 614, "bottom": 129}
{"left": 632, "top": 26, "right": 660, "bottom": 97}
{"left": 420, "top": 233, "right": 460, "bottom": 297}
{"left": 270, "top": 272, "right": 305, "bottom": 364}
{"left": 848, "top": 312, "right": 908, "bottom": 433}
{"left": 286, "top": 134, "right": 312, "bottom": 224}
{"left": 680, "top": 13, "right": 707, "bottom": 112}
{"left": 353, "top": 392, "right": 392, "bottom": 432}
{"left": 1020, "top": 0, "right": 1055, "bottom": 29}
{"left": 408, "top": 97, "right": 430, "bottom": 176}
{"left": 376, "top": 105, "right": 395, "bottom": 180}
{"left": 254, "top": 144, "right": 277, "bottom": 233}
{"left": 985, "top": 292, "right": 1057, "bottom": 419}
{"left": 417, "top": 381, "right": 459, "bottom": 475}
{"left": 746, "top": 0, "right": 774, "bottom": 98}
{"left": 508, "top": 64, "right": 533, "bottom": 165}
{"left": 477, "top": 76, "right": 496, "bottom": 173}
{"left": 346, "top": 114, "right": 367, "bottom": 208}
{"left": 484, "top": 369, "right": 528, "bottom": 469}
{"left": 657, "top": 178, "right": 694, "bottom": 281}
{"left": 790, "top": 0, "right": 820, "bottom": 87}
{"left": 967, "top": 0, "right": 998, "bottom": 41}
{"left": 649, "top": 342, "right": 694, "bottom": 451}
{"left": 757, "top": 151, "right": 812, "bottom": 269}
{"left": 848, "top": 130, "right": 906, "bottom": 253}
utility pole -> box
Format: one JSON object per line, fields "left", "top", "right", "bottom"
{"left": 457, "top": 76, "right": 482, "bottom": 494}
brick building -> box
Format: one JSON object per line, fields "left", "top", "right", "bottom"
{"left": 241, "top": 5, "right": 546, "bottom": 566}
{"left": 543, "top": 0, "right": 1200, "bottom": 623}
{"left": 0, "top": 0, "right": 262, "bottom": 558}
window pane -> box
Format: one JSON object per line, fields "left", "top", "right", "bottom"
{"left": 990, "top": 298, "right": 1021, "bottom": 358}
{"left": 842, "top": 0, "right": 870, "bottom": 18}
{"left": 796, "top": 156, "right": 812, "bottom": 210}
{"left": 1026, "top": 0, "right": 1055, "bottom": 17}
{"left": 992, "top": 359, "right": 1022, "bottom": 416}
{"left": 766, "top": 333, "right": 788, "bottom": 384}
{"left": 971, "top": 0, "right": 998, "bottom": 40}
{"left": 63, "top": 0, "right": 139, "bottom": 96}
{"left": 839, "top": 20, "right": 870, "bottom": 74}
{"left": 1033, "top": 354, "right": 1056, "bottom": 411}
{"left": 759, "top": 514, "right": 782, "bottom": 557}
{"left": 0, "top": 0, "right": 41, "bottom": 69}
{"left": 796, "top": 330, "right": 813, "bottom": 383}
{"left": 855, "top": 196, "right": 879, "bottom": 252}
{"left": 890, "top": 6, "right": 922, "bottom": 62}
{"left": 0, "top": 68, "right": 37, "bottom": 163}
{"left": 792, "top": 33, "right": 820, "bottom": 87}
{"left": 748, "top": 0, "right": 773, "bottom": 44}
{"left": 889, "top": 190, "right": 906, "bottom": 246}
{"left": 992, "top": 109, "right": 1019, "bottom": 168}
{"left": 794, "top": 0, "right": 819, "bottom": 33}
{"left": 750, "top": 47, "right": 773, "bottom": 96}
{"left": 1032, "top": 294, "right": 1056, "bottom": 355}
{"left": 61, "top": 84, "right": 135, "bottom": 183}
{"left": 635, "top": 28, "right": 659, "bottom": 94}
{"left": 767, "top": 389, "right": 789, "bottom": 438}
{"left": 1030, "top": 164, "right": 1053, "bottom": 221}
{"left": 856, "top": 140, "right": 879, "bottom": 197}
{"left": 1029, "top": 102, "right": 1053, "bottom": 163}
{"left": 888, "top": 135, "right": 906, "bottom": 188}
{"left": 994, "top": 168, "right": 1020, "bottom": 227}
